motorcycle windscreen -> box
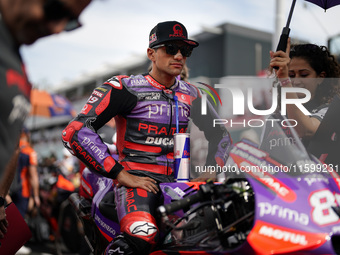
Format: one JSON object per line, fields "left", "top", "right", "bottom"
{"left": 259, "top": 113, "right": 310, "bottom": 169}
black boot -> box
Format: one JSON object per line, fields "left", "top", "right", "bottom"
{"left": 104, "top": 235, "right": 134, "bottom": 255}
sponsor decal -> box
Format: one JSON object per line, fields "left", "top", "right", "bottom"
{"left": 175, "top": 92, "right": 191, "bottom": 105}
{"left": 149, "top": 33, "right": 157, "bottom": 44}
{"left": 96, "top": 87, "right": 108, "bottom": 93}
{"left": 71, "top": 141, "right": 101, "bottom": 171}
{"left": 131, "top": 79, "right": 149, "bottom": 86}
{"left": 170, "top": 24, "right": 185, "bottom": 38}
{"left": 229, "top": 146, "right": 278, "bottom": 173}
{"left": 138, "top": 92, "right": 161, "bottom": 101}
{"left": 126, "top": 188, "right": 137, "bottom": 212}
{"left": 175, "top": 147, "right": 190, "bottom": 157}
{"left": 161, "top": 185, "right": 183, "bottom": 200}
{"left": 145, "top": 137, "right": 174, "bottom": 146}
{"left": 230, "top": 151, "right": 296, "bottom": 202}
{"left": 173, "top": 187, "right": 186, "bottom": 197}
{"left": 237, "top": 142, "right": 267, "bottom": 158}
{"left": 82, "top": 137, "right": 106, "bottom": 160}
{"left": 258, "top": 224, "right": 308, "bottom": 245}
{"left": 107, "top": 247, "right": 123, "bottom": 255}
{"left": 130, "top": 221, "right": 157, "bottom": 236}
{"left": 138, "top": 123, "right": 183, "bottom": 136}
{"left": 250, "top": 165, "right": 296, "bottom": 202}
{"left": 145, "top": 103, "right": 189, "bottom": 118}
{"left": 303, "top": 174, "right": 329, "bottom": 186}
{"left": 258, "top": 202, "right": 309, "bottom": 225}
{"left": 248, "top": 220, "right": 328, "bottom": 253}
{"left": 145, "top": 75, "right": 165, "bottom": 90}
{"left": 93, "top": 90, "right": 104, "bottom": 98}
{"left": 94, "top": 214, "right": 116, "bottom": 236}
{"left": 80, "top": 104, "right": 92, "bottom": 115}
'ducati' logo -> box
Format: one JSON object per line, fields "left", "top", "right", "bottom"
{"left": 197, "top": 82, "right": 222, "bottom": 115}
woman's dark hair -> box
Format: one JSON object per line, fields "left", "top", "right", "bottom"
{"left": 289, "top": 44, "right": 340, "bottom": 105}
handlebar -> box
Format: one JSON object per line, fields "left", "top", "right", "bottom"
{"left": 160, "top": 189, "right": 204, "bottom": 215}
{"left": 157, "top": 181, "right": 215, "bottom": 216}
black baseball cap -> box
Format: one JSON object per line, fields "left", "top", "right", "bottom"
{"left": 149, "top": 21, "right": 199, "bottom": 48}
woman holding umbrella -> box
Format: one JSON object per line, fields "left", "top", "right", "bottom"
{"left": 269, "top": 38, "right": 340, "bottom": 145}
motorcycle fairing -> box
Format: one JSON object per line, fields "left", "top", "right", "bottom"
{"left": 81, "top": 168, "right": 120, "bottom": 241}
{"left": 227, "top": 137, "right": 340, "bottom": 254}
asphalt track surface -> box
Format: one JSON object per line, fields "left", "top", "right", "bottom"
{"left": 20, "top": 238, "right": 92, "bottom": 255}
{"left": 23, "top": 240, "right": 83, "bottom": 255}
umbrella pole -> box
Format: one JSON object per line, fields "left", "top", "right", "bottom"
{"left": 275, "top": 0, "right": 297, "bottom": 52}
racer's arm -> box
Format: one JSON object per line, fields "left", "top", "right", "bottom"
{"left": 62, "top": 78, "right": 158, "bottom": 193}
{"left": 62, "top": 80, "right": 133, "bottom": 179}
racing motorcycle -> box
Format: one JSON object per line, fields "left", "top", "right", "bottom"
{"left": 69, "top": 113, "right": 340, "bottom": 254}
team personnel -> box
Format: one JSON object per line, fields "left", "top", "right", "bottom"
{"left": 62, "top": 21, "right": 231, "bottom": 254}
{"left": 0, "top": 0, "right": 92, "bottom": 239}
{"left": 6, "top": 129, "right": 40, "bottom": 217}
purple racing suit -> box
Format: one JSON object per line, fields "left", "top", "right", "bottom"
{"left": 62, "top": 73, "right": 231, "bottom": 253}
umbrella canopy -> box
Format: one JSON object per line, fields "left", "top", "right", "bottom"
{"left": 305, "top": 0, "right": 340, "bottom": 11}
{"left": 276, "top": 0, "right": 340, "bottom": 52}
{"left": 30, "top": 89, "right": 76, "bottom": 118}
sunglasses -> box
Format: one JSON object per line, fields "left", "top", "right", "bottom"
{"left": 153, "top": 43, "right": 194, "bottom": 57}
{"left": 44, "top": 0, "right": 82, "bottom": 31}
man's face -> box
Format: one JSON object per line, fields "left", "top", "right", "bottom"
{"left": 5, "top": 0, "right": 91, "bottom": 45}
{"left": 149, "top": 41, "right": 191, "bottom": 79}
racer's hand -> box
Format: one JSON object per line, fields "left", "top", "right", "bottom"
{"left": 269, "top": 37, "right": 291, "bottom": 79}
{"left": 116, "top": 170, "right": 159, "bottom": 194}
{"left": 0, "top": 206, "right": 8, "bottom": 238}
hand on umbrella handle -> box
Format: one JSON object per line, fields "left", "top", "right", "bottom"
{"left": 270, "top": 38, "right": 291, "bottom": 79}
{"left": 273, "top": 27, "right": 290, "bottom": 69}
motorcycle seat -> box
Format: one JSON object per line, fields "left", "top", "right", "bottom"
{"left": 99, "top": 191, "right": 119, "bottom": 223}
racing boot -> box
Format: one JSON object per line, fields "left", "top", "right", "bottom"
{"left": 104, "top": 235, "right": 134, "bottom": 255}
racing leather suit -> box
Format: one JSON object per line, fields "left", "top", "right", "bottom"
{"left": 62, "top": 73, "right": 231, "bottom": 254}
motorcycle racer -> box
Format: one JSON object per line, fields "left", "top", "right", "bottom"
{"left": 62, "top": 21, "right": 231, "bottom": 255}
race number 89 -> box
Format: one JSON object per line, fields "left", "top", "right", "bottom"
{"left": 310, "top": 189, "right": 340, "bottom": 226}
